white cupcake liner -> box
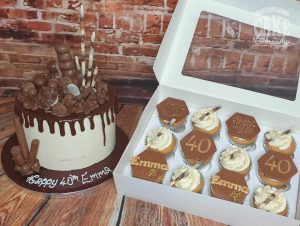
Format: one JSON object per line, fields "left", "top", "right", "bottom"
{"left": 255, "top": 166, "right": 291, "bottom": 191}
{"left": 250, "top": 190, "right": 290, "bottom": 217}
{"left": 160, "top": 118, "right": 187, "bottom": 133}
{"left": 168, "top": 164, "right": 205, "bottom": 194}
{"left": 218, "top": 148, "right": 252, "bottom": 180}
{"left": 226, "top": 130, "right": 257, "bottom": 151}
{"left": 263, "top": 132, "right": 296, "bottom": 159}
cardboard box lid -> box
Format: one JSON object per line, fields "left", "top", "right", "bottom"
{"left": 153, "top": 0, "right": 300, "bottom": 117}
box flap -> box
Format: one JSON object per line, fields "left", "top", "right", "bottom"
{"left": 154, "top": 0, "right": 300, "bottom": 117}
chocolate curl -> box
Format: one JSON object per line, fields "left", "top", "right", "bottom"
{"left": 28, "top": 139, "right": 39, "bottom": 164}
{"left": 13, "top": 117, "right": 29, "bottom": 160}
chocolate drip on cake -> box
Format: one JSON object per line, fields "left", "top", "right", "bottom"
{"left": 15, "top": 88, "right": 116, "bottom": 146}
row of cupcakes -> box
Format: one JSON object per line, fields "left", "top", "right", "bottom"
{"left": 130, "top": 149, "right": 289, "bottom": 217}
{"left": 157, "top": 97, "right": 297, "bottom": 156}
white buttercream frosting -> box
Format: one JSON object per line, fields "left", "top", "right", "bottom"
{"left": 265, "top": 129, "right": 293, "bottom": 150}
{"left": 254, "top": 186, "right": 287, "bottom": 214}
{"left": 192, "top": 108, "right": 219, "bottom": 131}
{"left": 146, "top": 127, "right": 173, "bottom": 151}
{"left": 171, "top": 166, "right": 201, "bottom": 191}
{"left": 220, "top": 146, "right": 250, "bottom": 172}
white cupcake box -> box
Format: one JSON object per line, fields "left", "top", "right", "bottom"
{"left": 113, "top": 0, "right": 300, "bottom": 225}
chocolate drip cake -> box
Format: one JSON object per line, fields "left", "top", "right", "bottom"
{"left": 15, "top": 75, "right": 117, "bottom": 171}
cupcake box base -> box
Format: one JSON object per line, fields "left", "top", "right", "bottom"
{"left": 114, "top": 0, "right": 300, "bottom": 225}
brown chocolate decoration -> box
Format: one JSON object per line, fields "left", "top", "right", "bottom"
{"left": 156, "top": 97, "right": 189, "bottom": 123}
{"left": 210, "top": 169, "right": 249, "bottom": 204}
{"left": 15, "top": 87, "right": 116, "bottom": 143}
{"left": 33, "top": 74, "right": 47, "bottom": 88}
{"left": 21, "top": 82, "right": 37, "bottom": 97}
{"left": 258, "top": 151, "right": 297, "bottom": 182}
{"left": 226, "top": 113, "right": 260, "bottom": 140}
{"left": 70, "top": 73, "right": 82, "bottom": 87}
{"left": 55, "top": 44, "right": 69, "bottom": 54}
{"left": 131, "top": 150, "right": 168, "bottom": 183}
{"left": 180, "top": 130, "right": 216, "bottom": 163}
{"left": 58, "top": 53, "right": 73, "bottom": 62}
{"left": 47, "top": 60, "right": 58, "bottom": 73}
{"left": 60, "top": 61, "right": 75, "bottom": 71}
{"left": 47, "top": 79, "right": 59, "bottom": 89}
{"left": 62, "top": 69, "right": 77, "bottom": 77}
{"left": 52, "top": 103, "right": 69, "bottom": 117}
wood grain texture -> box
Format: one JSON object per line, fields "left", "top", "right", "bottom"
{"left": 120, "top": 197, "right": 225, "bottom": 226}
{"left": 116, "top": 105, "right": 144, "bottom": 138}
{"left": 30, "top": 179, "right": 121, "bottom": 226}
{"left": 0, "top": 176, "right": 47, "bottom": 226}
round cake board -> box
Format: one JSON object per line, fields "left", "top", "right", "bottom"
{"left": 1, "top": 127, "right": 128, "bottom": 194}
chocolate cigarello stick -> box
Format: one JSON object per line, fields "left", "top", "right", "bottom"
{"left": 75, "top": 56, "right": 81, "bottom": 71}
{"left": 10, "top": 146, "right": 26, "bottom": 166}
{"left": 91, "top": 66, "right": 98, "bottom": 87}
{"left": 28, "top": 139, "right": 39, "bottom": 164}
{"left": 81, "top": 61, "right": 86, "bottom": 86}
{"left": 199, "top": 106, "right": 221, "bottom": 120}
{"left": 13, "top": 117, "right": 29, "bottom": 160}
{"left": 170, "top": 163, "right": 201, "bottom": 187}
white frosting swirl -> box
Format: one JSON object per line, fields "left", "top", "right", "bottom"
{"left": 254, "top": 186, "right": 287, "bottom": 214}
{"left": 171, "top": 166, "right": 201, "bottom": 191}
{"left": 220, "top": 146, "right": 250, "bottom": 172}
{"left": 146, "top": 127, "right": 173, "bottom": 151}
{"left": 192, "top": 108, "right": 219, "bottom": 131}
{"left": 265, "top": 129, "right": 293, "bottom": 150}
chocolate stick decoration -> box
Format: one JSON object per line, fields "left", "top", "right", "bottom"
{"left": 199, "top": 106, "right": 221, "bottom": 120}
{"left": 80, "top": 4, "right": 86, "bottom": 86}
{"left": 87, "top": 31, "right": 96, "bottom": 84}
{"left": 28, "top": 139, "right": 39, "bottom": 164}
{"left": 13, "top": 117, "right": 29, "bottom": 160}
{"left": 10, "top": 146, "right": 26, "bottom": 170}
{"left": 170, "top": 163, "right": 202, "bottom": 187}
{"left": 91, "top": 66, "right": 98, "bottom": 87}
{"left": 266, "top": 127, "right": 298, "bottom": 142}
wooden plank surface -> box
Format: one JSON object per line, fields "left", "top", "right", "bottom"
{"left": 0, "top": 176, "right": 47, "bottom": 226}
{"left": 120, "top": 197, "right": 225, "bottom": 226}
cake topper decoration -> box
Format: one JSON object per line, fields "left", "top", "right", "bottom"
{"left": 258, "top": 151, "right": 298, "bottom": 182}
{"left": 226, "top": 113, "right": 260, "bottom": 140}
{"left": 131, "top": 150, "right": 168, "bottom": 183}
{"left": 180, "top": 130, "right": 216, "bottom": 163}
{"left": 210, "top": 168, "right": 249, "bottom": 204}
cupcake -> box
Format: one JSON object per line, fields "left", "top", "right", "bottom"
{"left": 264, "top": 129, "right": 296, "bottom": 155}
{"left": 210, "top": 169, "right": 249, "bottom": 204}
{"left": 253, "top": 186, "right": 288, "bottom": 216}
{"left": 219, "top": 146, "right": 251, "bottom": 176}
{"left": 156, "top": 97, "right": 189, "bottom": 133}
{"left": 226, "top": 113, "right": 260, "bottom": 147}
{"left": 131, "top": 150, "right": 168, "bottom": 184}
{"left": 170, "top": 165, "right": 204, "bottom": 193}
{"left": 146, "top": 127, "right": 176, "bottom": 155}
{"left": 180, "top": 130, "right": 216, "bottom": 170}
{"left": 257, "top": 151, "right": 298, "bottom": 188}
{"left": 192, "top": 107, "right": 221, "bottom": 137}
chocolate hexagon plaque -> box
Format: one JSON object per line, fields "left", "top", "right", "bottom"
{"left": 210, "top": 168, "right": 249, "bottom": 204}
{"left": 131, "top": 150, "right": 168, "bottom": 184}
{"left": 226, "top": 113, "right": 260, "bottom": 140}
{"left": 156, "top": 97, "right": 189, "bottom": 123}
{"left": 258, "top": 151, "right": 298, "bottom": 182}
{"left": 180, "top": 130, "right": 216, "bottom": 163}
